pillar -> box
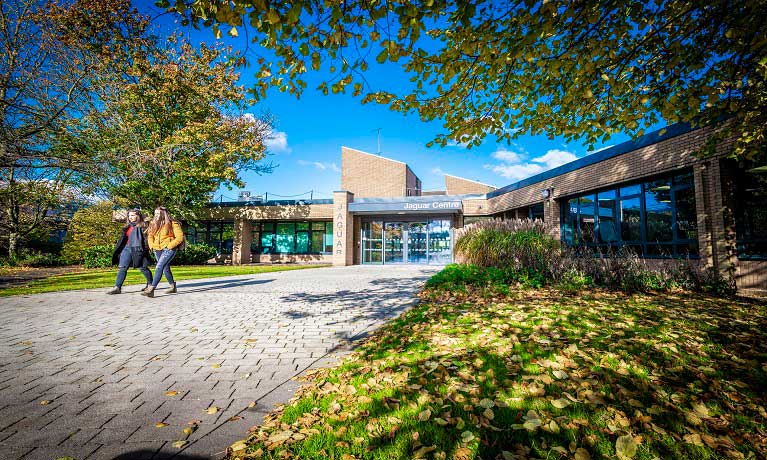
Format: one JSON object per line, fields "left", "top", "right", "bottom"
{"left": 333, "top": 191, "right": 354, "bottom": 266}
{"left": 232, "top": 219, "right": 252, "bottom": 265}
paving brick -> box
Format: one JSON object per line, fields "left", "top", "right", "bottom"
{"left": 0, "top": 266, "right": 432, "bottom": 459}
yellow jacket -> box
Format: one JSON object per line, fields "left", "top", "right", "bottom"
{"left": 148, "top": 221, "right": 184, "bottom": 251}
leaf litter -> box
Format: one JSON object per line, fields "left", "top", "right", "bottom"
{"left": 225, "top": 287, "right": 767, "bottom": 459}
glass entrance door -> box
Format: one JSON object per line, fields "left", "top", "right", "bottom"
{"left": 362, "top": 218, "right": 453, "bottom": 265}
{"left": 384, "top": 222, "right": 405, "bottom": 263}
{"left": 408, "top": 222, "right": 427, "bottom": 263}
{"left": 361, "top": 221, "right": 383, "bottom": 264}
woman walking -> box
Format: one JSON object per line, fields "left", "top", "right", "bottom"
{"left": 108, "top": 209, "right": 153, "bottom": 294}
{"left": 143, "top": 206, "right": 185, "bottom": 298}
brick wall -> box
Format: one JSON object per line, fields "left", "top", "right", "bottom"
{"left": 445, "top": 175, "right": 496, "bottom": 195}
{"left": 341, "top": 147, "right": 409, "bottom": 197}
{"left": 487, "top": 125, "right": 726, "bottom": 213}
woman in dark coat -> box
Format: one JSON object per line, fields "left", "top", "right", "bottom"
{"left": 107, "top": 209, "right": 153, "bottom": 294}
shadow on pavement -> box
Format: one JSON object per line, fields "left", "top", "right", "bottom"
{"left": 170, "top": 278, "right": 274, "bottom": 295}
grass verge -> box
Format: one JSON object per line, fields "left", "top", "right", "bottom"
{"left": 228, "top": 286, "right": 767, "bottom": 460}
{"left": 0, "top": 264, "right": 328, "bottom": 297}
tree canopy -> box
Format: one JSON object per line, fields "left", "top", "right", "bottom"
{"left": 165, "top": 0, "right": 767, "bottom": 161}
{"left": 57, "top": 37, "right": 272, "bottom": 218}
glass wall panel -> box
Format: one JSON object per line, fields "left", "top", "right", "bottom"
{"left": 384, "top": 223, "right": 405, "bottom": 263}
{"left": 221, "top": 222, "right": 234, "bottom": 254}
{"left": 529, "top": 203, "right": 545, "bottom": 221}
{"left": 578, "top": 195, "right": 596, "bottom": 243}
{"left": 734, "top": 163, "right": 767, "bottom": 259}
{"left": 428, "top": 219, "right": 452, "bottom": 264}
{"left": 325, "top": 222, "right": 334, "bottom": 253}
{"left": 620, "top": 197, "right": 642, "bottom": 242}
{"left": 562, "top": 198, "right": 578, "bottom": 245}
{"left": 675, "top": 187, "right": 698, "bottom": 241}
{"left": 597, "top": 190, "right": 618, "bottom": 243}
{"left": 645, "top": 179, "right": 673, "bottom": 242}
{"left": 276, "top": 223, "right": 295, "bottom": 253}
{"left": 362, "top": 221, "right": 383, "bottom": 264}
{"left": 296, "top": 231, "right": 309, "bottom": 253}
{"left": 408, "top": 222, "right": 427, "bottom": 264}
{"left": 562, "top": 169, "right": 697, "bottom": 258}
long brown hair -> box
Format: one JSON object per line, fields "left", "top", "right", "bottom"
{"left": 125, "top": 209, "right": 146, "bottom": 228}
{"left": 146, "top": 206, "right": 176, "bottom": 236}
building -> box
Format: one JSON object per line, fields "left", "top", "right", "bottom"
{"left": 192, "top": 123, "right": 766, "bottom": 292}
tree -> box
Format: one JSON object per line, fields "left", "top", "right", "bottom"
{"left": 165, "top": 0, "right": 766, "bottom": 161}
{"left": 0, "top": 0, "right": 148, "bottom": 255}
{"left": 0, "top": 167, "right": 80, "bottom": 255}
{"left": 57, "top": 37, "right": 273, "bottom": 219}
{"left": 0, "top": 0, "right": 148, "bottom": 169}
{"left": 61, "top": 201, "right": 123, "bottom": 264}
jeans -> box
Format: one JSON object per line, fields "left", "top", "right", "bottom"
{"left": 151, "top": 248, "right": 177, "bottom": 287}
{"left": 115, "top": 246, "right": 152, "bottom": 288}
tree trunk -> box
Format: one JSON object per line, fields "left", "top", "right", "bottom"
{"left": 8, "top": 231, "right": 18, "bottom": 257}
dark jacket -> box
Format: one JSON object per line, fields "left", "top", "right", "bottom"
{"left": 111, "top": 225, "right": 152, "bottom": 268}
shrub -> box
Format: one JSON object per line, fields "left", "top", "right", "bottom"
{"left": 173, "top": 243, "right": 217, "bottom": 265}
{"left": 425, "top": 263, "right": 544, "bottom": 292}
{"left": 0, "top": 249, "right": 64, "bottom": 267}
{"left": 82, "top": 245, "right": 113, "bottom": 268}
{"left": 62, "top": 201, "right": 123, "bottom": 264}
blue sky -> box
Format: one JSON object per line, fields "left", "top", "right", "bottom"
{"left": 143, "top": 2, "right": 654, "bottom": 201}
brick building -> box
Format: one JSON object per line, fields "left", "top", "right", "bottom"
{"left": 193, "top": 123, "right": 766, "bottom": 292}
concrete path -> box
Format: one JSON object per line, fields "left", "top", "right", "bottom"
{"left": 0, "top": 265, "right": 437, "bottom": 460}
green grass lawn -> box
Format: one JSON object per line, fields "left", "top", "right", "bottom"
{"left": 0, "top": 264, "right": 328, "bottom": 297}
{"left": 227, "top": 285, "right": 767, "bottom": 460}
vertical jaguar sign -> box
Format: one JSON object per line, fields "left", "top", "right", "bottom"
{"left": 333, "top": 191, "right": 352, "bottom": 265}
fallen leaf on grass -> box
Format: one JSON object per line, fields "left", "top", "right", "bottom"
{"left": 616, "top": 435, "right": 638, "bottom": 459}
{"left": 684, "top": 433, "right": 704, "bottom": 446}
{"left": 230, "top": 440, "right": 248, "bottom": 452}
{"left": 575, "top": 447, "right": 591, "bottom": 460}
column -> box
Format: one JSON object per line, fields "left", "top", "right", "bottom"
{"left": 231, "top": 219, "right": 252, "bottom": 265}
{"left": 333, "top": 191, "right": 354, "bottom": 266}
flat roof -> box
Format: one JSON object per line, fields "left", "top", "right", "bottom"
{"left": 209, "top": 198, "right": 333, "bottom": 207}
{"left": 486, "top": 121, "right": 694, "bottom": 199}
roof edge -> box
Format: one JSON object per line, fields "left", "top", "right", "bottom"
{"left": 486, "top": 121, "right": 694, "bottom": 199}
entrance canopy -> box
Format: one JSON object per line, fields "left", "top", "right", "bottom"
{"left": 349, "top": 196, "right": 464, "bottom": 214}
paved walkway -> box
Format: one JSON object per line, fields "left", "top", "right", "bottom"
{"left": 0, "top": 265, "right": 437, "bottom": 460}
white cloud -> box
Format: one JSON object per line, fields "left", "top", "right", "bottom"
{"left": 487, "top": 148, "right": 578, "bottom": 181}
{"left": 492, "top": 149, "right": 522, "bottom": 163}
{"left": 531, "top": 149, "right": 577, "bottom": 168}
{"left": 431, "top": 167, "right": 445, "bottom": 175}
{"left": 298, "top": 160, "right": 340, "bottom": 172}
{"left": 265, "top": 130, "right": 291, "bottom": 154}
{"left": 487, "top": 163, "right": 544, "bottom": 181}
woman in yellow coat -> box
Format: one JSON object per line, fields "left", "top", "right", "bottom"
{"left": 142, "top": 206, "right": 185, "bottom": 298}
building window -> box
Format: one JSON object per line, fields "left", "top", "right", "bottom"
{"left": 529, "top": 203, "right": 545, "bottom": 221}
{"left": 183, "top": 221, "right": 234, "bottom": 254}
{"left": 734, "top": 165, "right": 767, "bottom": 260}
{"left": 250, "top": 221, "right": 332, "bottom": 255}
{"left": 560, "top": 169, "right": 698, "bottom": 257}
